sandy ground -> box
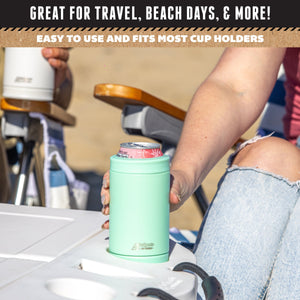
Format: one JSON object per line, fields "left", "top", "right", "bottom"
{"left": 64, "top": 48, "right": 257, "bottom": 230}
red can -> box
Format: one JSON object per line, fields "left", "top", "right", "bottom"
{"left": 117, "top": 142, "right": 163, "bottom": 159}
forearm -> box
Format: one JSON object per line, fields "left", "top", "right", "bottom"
{"left": 171, "top": 79, "right": 253, "bottom": 193}
{"left": 170, "top": 48, "right": 286, "bottom": 204}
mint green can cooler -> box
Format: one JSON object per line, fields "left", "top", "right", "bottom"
{"left": 109, "top": 148, "right": 170, "bottom": 263}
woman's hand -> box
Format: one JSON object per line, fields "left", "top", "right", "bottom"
{"left": 41, "top": 47, "right": 72, "bottom": 109}
{"left": 169, "top": 169, "right": 194, "bottom": 211}
{"left": 100, "top": 168, "right": 194, "bottom": 229}
{"left": 41, "top": 47, "right": 70, "bottom": 88}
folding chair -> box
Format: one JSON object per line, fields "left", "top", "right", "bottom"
{"left": 1, "top": 97, "right": 89, "bottom": 209}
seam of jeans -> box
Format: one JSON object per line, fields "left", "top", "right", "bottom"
{"left": 192, "top": 169, "right": 229, "bottom": 253}
{"left": 265, "top": 191, "right": 300, "bottom": 300}
{"left": 263, "top": 220, "right": 289, "bottom": 300}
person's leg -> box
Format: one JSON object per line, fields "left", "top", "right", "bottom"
{"left": 194, "top": 137, "right": 300, "bottom": 300}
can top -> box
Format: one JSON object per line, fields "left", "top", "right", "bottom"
{"left": 120, "top": 142, "right": 160, "bottom": 149}
{"left": 117, "top": 142, "right": 163, "bottom": 159}
{"left": 110, "top": 155, "right": 170, "bottom": 174}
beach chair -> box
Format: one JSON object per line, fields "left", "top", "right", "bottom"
{"left": 1, "top": 98, "right": 89, "bottom": 209}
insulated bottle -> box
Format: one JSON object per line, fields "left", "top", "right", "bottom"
{"left": 109, "top": 142, "right": 170, "bottom": 263}
{"left": 3, "top": 47, "right": 55, "bottom": 101}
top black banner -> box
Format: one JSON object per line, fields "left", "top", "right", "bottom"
{"left": 0, "top": 0, "right": 298, "bottom": 29}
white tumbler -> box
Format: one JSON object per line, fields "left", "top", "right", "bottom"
{"left": 3, "top": 47, "right": 55, "bottom": 101}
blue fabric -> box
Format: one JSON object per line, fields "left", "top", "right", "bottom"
{"left": 268, "top": 79, "right": 286, "bottom": 106}
{"left": 49, "top": 169, "right": 67, "bottom": 187}
{"left": 169, "top": 228, "right": 198, "bottom": 251}
{"left": 257, "top": 79, "right": 286, "bottom": 139}
{"left": 170, "top": 229, "right": 191, "bottom": 243}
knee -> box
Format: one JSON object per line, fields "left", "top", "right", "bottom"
{"left": 232, "top": 137, "right": 300, "bottom": 181}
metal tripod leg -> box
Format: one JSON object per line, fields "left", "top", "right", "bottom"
{"left": 33, "top": 143, "right": 45, "bottom": 206}
{"left": 194, "top": 185, "right": 209, "bottom": 216}
{"left": 12, "top": 140, "right": 36, "bottom": 205}
{"left": 11, "top": 140, "right": 45, "bottom": 206}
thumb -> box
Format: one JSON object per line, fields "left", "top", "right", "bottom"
{"left": 169, "top": 170, "right": 191, "bottom": 212}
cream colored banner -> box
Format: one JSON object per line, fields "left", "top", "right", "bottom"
{"left": 0, "top": 27, "right": 299, "bottom": 47}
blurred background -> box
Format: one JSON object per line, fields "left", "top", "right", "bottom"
{"left": 64, "top": 47, "right": 257, "bottom": 230}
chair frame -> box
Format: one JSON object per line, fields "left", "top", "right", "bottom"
{"left": 1, "top": 97, "right": 76, "bottom": 206}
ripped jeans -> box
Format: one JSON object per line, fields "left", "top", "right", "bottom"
{"left": 194, "top": 140, "right": 300, "bottom": 299}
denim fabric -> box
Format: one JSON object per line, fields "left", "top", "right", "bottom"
{"left": 194, "top": 167, "right": 300, "bottom": 300}
{"left": 266, "top": 196, "right": 300, "bottom": 299}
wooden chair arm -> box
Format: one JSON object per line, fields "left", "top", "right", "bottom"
{"left": 94, "top": 83, "right": 186, "bottom": 121}
{"left": 1, "top": 98, "right": 76, "bottom": 126}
